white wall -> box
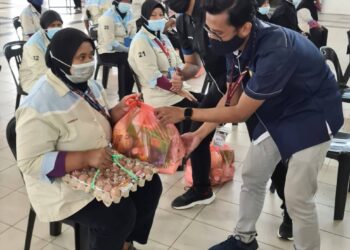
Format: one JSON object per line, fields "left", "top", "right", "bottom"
{"left": 322, "top": 0, "right": 350, "bottom": 15}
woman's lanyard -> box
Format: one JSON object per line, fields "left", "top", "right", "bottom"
{"left": 69, "top": 85, "right": 111, "bottom": 122}
{"left": 153, "top": 38, "right": 172, "bottom": 65}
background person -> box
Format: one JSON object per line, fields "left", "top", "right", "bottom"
{"left": 19, "top": 10, "right": 63, "bottom": 93}
{"left": 20, "top": 0, "right": 47, "bottom": 40}
{"left": 97, "top": 0, "right": 136, "bottom": 99}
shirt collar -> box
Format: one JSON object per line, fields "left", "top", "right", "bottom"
{"left": 46, "top": 70, "right": 70, "bottom": 97}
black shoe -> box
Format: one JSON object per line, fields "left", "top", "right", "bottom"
{"left": 277, "top": 212, "right": 293, "bottom": 240}
{"left": 209, "top": 235, "right": 259, "bottom": 250}
{"left": 171, "top": 187, "right": 215, "bottom": 209}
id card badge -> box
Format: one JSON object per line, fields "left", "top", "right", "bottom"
{"left": 124, "top": 37, "right": 132, "bottom": 47}
{"left": 212, "top": 126, "right": 230, "bottom": 147}
{"left": 167, "top": 67, "right": 176, "bottom": 79}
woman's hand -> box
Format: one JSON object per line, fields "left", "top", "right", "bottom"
{"left": 85, "top": 147, "right": 114, "bottom": 170}
{"left": 110, "top": 93, "right": 140, "bottom": 124}
{"left": 178, "top": 89, "right": 198, "bottom": 102}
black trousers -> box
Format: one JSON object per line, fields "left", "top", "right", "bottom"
{"left": 173, "top": 92, "right": 203, "bottom": 134}
{"left": 271, "top": 160, "right": 292, "bottom": 221}
{"left": 73, "top": 0, "right": 81, "bottom": 8}
{"left": 66, "top": 175, "right": 162, "bottom": 250}
{"left": 190, "top": 74, "right": 227, "bottom": 188}
{"left": 100, "top": 52, "right": 134, "bottom": 100}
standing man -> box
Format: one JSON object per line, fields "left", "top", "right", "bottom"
{"left": 155, "top": 0, "right": 343, "bottom": 249}
{"left": 165, "top": 0, "right": 227, "bottom": 209}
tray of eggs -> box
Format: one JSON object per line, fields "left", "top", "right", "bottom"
{"left": 62, "top": 154, "right": 158, "bottom": 206}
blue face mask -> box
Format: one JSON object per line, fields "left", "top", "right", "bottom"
{"left": 147, "top": 19, "right": 166, "bottom": 32}
{"left": 118, "top": 2, "right": 131, "bottom": 13}
{"left": 46, "top": 27, "right": 61, "bottom": 40}
{"left": 258, "top": 5, "right": 270, "bottom": 15}
{"left": 292, "top": 0, "right": 301, "bottom": 8}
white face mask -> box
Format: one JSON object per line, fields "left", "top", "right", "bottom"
{"left": 66, "top": 61, "right": 95, "bottom": 83}
{"left": 50, "top": 51, "right": 95, "bottom": 83}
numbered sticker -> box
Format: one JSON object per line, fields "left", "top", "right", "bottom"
{"left": 138, "top": 51, "right": 146, "bottom": 58}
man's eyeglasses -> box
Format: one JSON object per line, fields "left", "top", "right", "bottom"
{"left": 203, "top": 24, "right": 223, "bottom": 42}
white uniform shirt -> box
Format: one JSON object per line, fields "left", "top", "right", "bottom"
{"left": 297, "top": 8, "right": 314, "bottom": 33}
{"left": 128, "top": 27, "right": 191, "bottom": 107}
{"left": 20, "top": 4, "right": 47, "bottom": 40}
{"left": 16, "top": 70, "right": 111, "bottom": 222}
{"left": 83, "top": 0, "right": 112, "bottom": 25}
{"left": 19, "top": 29, "right": 50, "bottom": 93}
{"left": 97, "top": 7, "right": 136, "bottom": 54}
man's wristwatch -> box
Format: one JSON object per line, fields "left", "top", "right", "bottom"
{"left": 184, "top": 107, "right": 193, "bottom": 120}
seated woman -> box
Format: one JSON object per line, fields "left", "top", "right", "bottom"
{"left": 16, "top": 28, "right": 162, "bottom": 250}
{"left": 256, "top": 0, "right": 270, "bottom": 22}
{"left": 83, "top": 0, "right": 112, "bottom": 31}
{"left": 97, "top": 0, "right": 135, "bottom": 99}
{"left": 20, "top": 0, "right": 47, "bottom": 40}
{"left": 128, "top": 0, "right": 201, "bottom": 133}
{"left": 19, "top": 10, "right": 63, "bottom": 93}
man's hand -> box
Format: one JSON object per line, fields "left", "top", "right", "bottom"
{"left": 154, "top": 106, "right": 185, "bottom": 125}
{"left": 181, "top": 132, "right": 203, "bottom": 156}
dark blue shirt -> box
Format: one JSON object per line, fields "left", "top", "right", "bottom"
{"left": 226, "top": 19, "right": 344, "bottom": 159}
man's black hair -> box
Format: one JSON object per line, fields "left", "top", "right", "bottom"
{"left": 203, "top": 0, "right": 257, "bottom": 27}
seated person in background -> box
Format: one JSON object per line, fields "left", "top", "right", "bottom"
{"left": 256, "top": 0, "right": 270, "bottom": 22}
{"left": 16, "top": 27, "right": 162, "bottom": 250}
{"left": 19, "top": 10, "right": 63, "bottom": 93}
{"left": 20, "top": 0, "right": 47, "bottom": 40}
{"left": 83, "top": 0, "right": 112, "bottom": 31}
{"left": 297, "top": 0, "right": 320, "bottom": 33}
{"left": 270, "top": 0, "right": 302, "bottom": 33}
{"left": 128, "top": 0, "right": 201, "bottom": 133}
{"left": 98, "top": 0, "right": 136, "bottom": 99}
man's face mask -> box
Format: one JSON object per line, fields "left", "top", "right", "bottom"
{"left": 118, "top": 2, "right": 131, "bottom": 13}
{"left": 205, "top": 25, "right": 246, "bottom": 56}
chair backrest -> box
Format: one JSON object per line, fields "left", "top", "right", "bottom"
{"left": 3, "top": 41, "right": 26, "bottom": 90}
{"left": 320, "top": 46, "right": 345, "bottom": 87}
{"left": 6, "top": 117, "right": 17, "bottom": 159}
{"left": 89, "top": 24, "right": 98, "bottom": 42}
{"left": 129, "top": 67, "right": 143, "bottom": 100}
{"left": 347, "top": 30, "right": 350, "bottom": 55}
{"left": 13, "top": 16, "right": 22, "bottom": 40}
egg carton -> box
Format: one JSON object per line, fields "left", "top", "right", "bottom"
{"left": 62, "top": 156, "right": 158, "bottom": 207}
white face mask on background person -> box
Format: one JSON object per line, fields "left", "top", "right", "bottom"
{"left": 50, "top": 51, "right": 96, "bottom": 83}
{"left": 118, "top": 2, "right": 131, "bottom": 13}
{"left": 46, "top": 27, "right": 62, "bottom": 40}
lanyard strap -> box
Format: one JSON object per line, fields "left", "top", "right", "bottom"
{"left": 225, "top": 70, "right": 248, "bottom": 106}
{"left": 69, "top": 86, "right": 111, "bottom": 122}
{"left": 153, "top": 38, "right": 171, "bottom": 65}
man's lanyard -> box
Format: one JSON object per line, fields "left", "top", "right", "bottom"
{"left": 68, "top": 85, "right": 111, "bottom": 122}
{"left": 226, "top": 69, "right": 248, "bottom": 106}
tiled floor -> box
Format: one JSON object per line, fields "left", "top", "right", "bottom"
{"left": 0, "top": 1, "right": 350, "bottom": 249}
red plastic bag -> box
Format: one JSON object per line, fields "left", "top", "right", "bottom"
{"left": 112, "top": 99, "right": 185, "bottom": 174}
{"left": 185, "top": 144, "right": 235, "bottom": 186}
